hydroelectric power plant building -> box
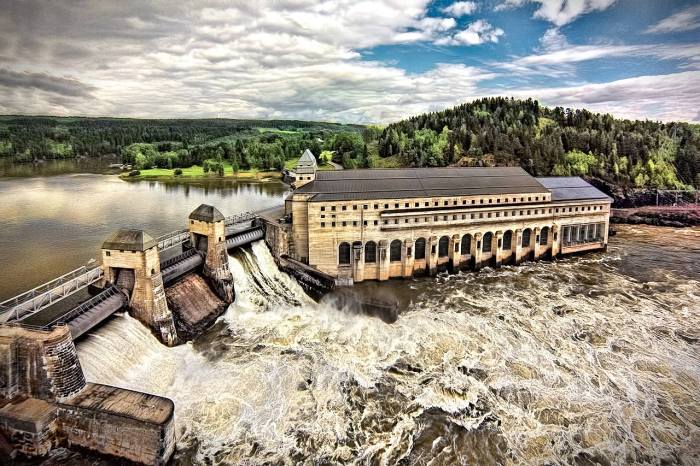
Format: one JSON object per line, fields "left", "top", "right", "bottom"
{"left": 286, "top": 155, "right": 612, "bottom": 283}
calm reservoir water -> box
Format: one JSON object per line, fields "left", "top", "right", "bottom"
{"left": 1, "top": 171, "right": 699, "bottom": 465}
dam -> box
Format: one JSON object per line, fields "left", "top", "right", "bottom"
{"left": 0, "top": 163, "right": 614, "bottom": 463}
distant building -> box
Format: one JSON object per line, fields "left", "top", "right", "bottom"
{"left": 284, "top": 167, "right": 612, "bottom": 283}
{"left": 293, "top": 149, "right": 317, "bottom": 188}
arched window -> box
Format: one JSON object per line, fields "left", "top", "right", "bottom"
{"left": 390, "top": 239, "right": 402, "bottom": 262}
{"left": 338, "top": 242, "right": 351, "bottom": 265}
{"left": 364, "top": 241, "right": 377, "bottom": 263}
{"left": 482, "top": 232, "right": 493, "bottom": 253}
{"left": 522, "top": 229, "right": 531, "bottom": 248}
{"left": 415, "top": 237, "right": 426, "bottom": 260}
{"left": 540, "top": 227, "right": 549, "bottom": 245}
{"left": 503, "top": 230, "right": 512, "bottom": 250}
{"left": 460, "top": 234, "right": 472, "bottom": 254}
{"left": 438, "top": 236, "right": 449, "bottom": 257}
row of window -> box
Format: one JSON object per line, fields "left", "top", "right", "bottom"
{"left": 338, "top": 227, "right": 553, "bottom": 265}
{"left": 562, "top": 223, "right": 605, "bottom": 246}
{"left": 321, "top": 205, "right": 606, "bottom": 228}
{"left": 320, "top": 195, "right": 550, "bottom": 213}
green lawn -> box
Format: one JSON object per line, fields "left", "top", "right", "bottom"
{"left": 121, "top": 163, "right": 281, "bottom": 180}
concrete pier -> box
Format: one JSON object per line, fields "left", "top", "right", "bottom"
{"left": 0, "top": 325, "right": 175, "bottom": 464}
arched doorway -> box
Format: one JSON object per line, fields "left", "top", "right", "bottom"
{"left": 338, "top": 242, "right": 351, "bottom": 265}
{"left": 365, "top": 241, "right": 377, "bottom": 263}
{"left": 438, "top": 236, "right": 449, "bottom": 257}
{"left": 503, "top": 230, "right": 513, "bottom": 264}
{"left": 415, "top": 237, "right": 426, "bottom": 260}
{"left": 390, "top": 239, "right": 402, "bottom": 262}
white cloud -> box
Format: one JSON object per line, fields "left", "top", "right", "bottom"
{"left": 505, "top": 71, "right": 700, "bottom": 123}
{"left": 495, "top": 0, "right": 617, "bottom": 26}
{"left": 645, "top": 5, "right": 700, "bottom": 34}
{"left": 435, "top": 20, "right": 505, "bottom": 46}
{"left": 441, "top": 1, "right": 478, "bottom": 17}
{"left": 0, "top": 0, "right": 697, "bottom": 124}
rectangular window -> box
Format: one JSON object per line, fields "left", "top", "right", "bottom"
{"left": 462, "top": 214, "right": 466, "bottom": 219}
{"left": 520, "top": 210, "right": 524, "bottom": 215}
{"left": 342, "top": 206, "right": 347, "bottom": 211}
{"left": 471, "top": 213, "right": 475, "bottom": 219}
{"left": 331, "top": 206, "right": 336, "bottom": 211}
{"left": 488, "top": 213, "right": 492, "bottom": 218}
{"left": 383, "top": 220, "right": 388, "bottom": 225}
{"left": 321, "top": 222, "right": 325, "bottom": 227}
{"left": 480, "top": 199, "right": 484, "bottom": 204}
{"left": 504, "top": 211, "right": 508, "bottom": 217}
{"left": 321, "top": 215, "right": 325, "bottom": 219}
{"left": 394, "top": 219, "right": 399, "bottom": 224}
{"left": 395, "top": 203, "right": 399, "bottom": 208}
{"left": 425, "top": 202, "right": 429, "bottom": 207}
{"left": 453, "top": 215, "right": 457, "bottom": 220}
{"left": 489, "top": 199, "right": 493, "bottom": 204}
{"left": 453, "top": 200, "right": 457, "bottom": 205}
{"left": 353, "top": 221, "right": 357, "bottom": 226}
{"left": 434, "top": 216, "right": 438, "bottom": 221}
{"left": 479, "top": 213, "right": 483, "bottom": 218}
{"left": 321, "top": 206, "right": 325, "bottom": 211}
{"left": 497, "top": 199, "right": 500, "bottom": 203}
{"left": 472, "top": 200, "right": 475, "bottom": 204}
{"left": 496, "top": 212, "right": 500, "bottom": 217}
{"left": 332, "top": 222, "right": 336, "bottom": 227}
{"left": 342, "top": 221, "right": 347, "bottom": 226}
{"left": 404, "top": 219, "right": 409, "bottom": 223}
{"left": 363, "top": 204, "right": 368, "bottom": 210}
{"left": 405, "top": 203, "right": 409, "bottom": 207}
{"left": 385, "top": 203, "right": 389, "bottom": 208}
{"left": 444, "top": 200, "right": 449, "bottom": 206}
{"left": 462, "top": 200, "right": 467, "bottom": 205}
{"left": 415, "top": 202, "right": 419, "bottom": 207}
{"left": 443, "top": 215, "right": 448, "bottom": 221}
{"left": 353, "top": 205, "right": 358, "bottom": 210}
{"left": 374, "top": 220, "right": 378, "bottom": 225}
{"left": 374, "top": 204, "right": 379, "bottom": 209}
{"left": 363, "top": 220, "right": 367, "bottom": 226}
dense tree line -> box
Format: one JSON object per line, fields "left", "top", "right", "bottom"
{"left": 376, "top": 97, "right": 700, "bottom": 189}
{"left": 0, "top": 116, "right": 362, "bottom": 163}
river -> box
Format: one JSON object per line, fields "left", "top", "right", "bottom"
{"left": 1, "top": 172, "right": 699, "bottom": 465}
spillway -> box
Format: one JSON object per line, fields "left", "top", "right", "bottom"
{"left": 76, "top": 228, "right": 700, "bottom": 465}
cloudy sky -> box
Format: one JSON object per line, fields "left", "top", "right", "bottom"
{"left": 1, "top": 0, "right": 699, "bottom": 123}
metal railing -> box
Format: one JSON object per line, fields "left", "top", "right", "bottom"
{"left": 156, "top": 229, "right": 191, "bottom": 251}
{"left": 40, "top": 286, "right": 124, "bottom": 329}
{"left": 160, "top": 248, "right": 198, "bottom": 270}
{"left": 0, "top": 266, "right": 104, "bottom": 323}
{"left": 225, "top": 212, "right": 256, "bottom": 226}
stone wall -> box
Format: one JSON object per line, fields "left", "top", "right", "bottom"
{"left": 0, "top": 326, "right": 86, "bottom": 401}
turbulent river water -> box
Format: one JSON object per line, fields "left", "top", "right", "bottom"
{"left": 73, "top": 226, "right": 700, "bottom": 465}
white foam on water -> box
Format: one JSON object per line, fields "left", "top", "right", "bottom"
{"left": 77, "top": 233, "right": 700, "bottom": 465}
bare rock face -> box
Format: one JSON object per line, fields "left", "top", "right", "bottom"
{"left": 165, "top": 273, "right": 228, "bottom": 341}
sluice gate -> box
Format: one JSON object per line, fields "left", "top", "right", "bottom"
{"left": 1, "top": 205, "right": 275, "bottom": 343}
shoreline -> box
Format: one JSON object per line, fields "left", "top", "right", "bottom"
{"left": 611, "top": 206, "right": 700, "bottom": 227}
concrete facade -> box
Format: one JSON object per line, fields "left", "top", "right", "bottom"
{"left": 188, "top": 205, "right": 235, "bottom": 303}
{"left": 101, "top": 231, "right": 178, "bottom": 346}
{"left": 285, "top": 170, "right": 612, "bottom": 282}
{"left": 0, "top": 325, "right": 176, "bottom": 465}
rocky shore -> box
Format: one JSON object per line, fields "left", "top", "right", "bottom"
{"left": 611, "top": 206, "right": 700, "bottom": 227}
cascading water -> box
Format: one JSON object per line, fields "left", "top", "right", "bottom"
{"left": 77, "top": 226, "right": 700, "bottom": 465}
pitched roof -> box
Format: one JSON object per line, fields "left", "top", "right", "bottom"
{"left": 295, "top": 167, "right": 550, "bottom": 201}
{"left": 296, "top": 149, "right": 317, "bottom": 174}
{"left": 189, "top": 204, "right": 225, "bottom": 222}
{"left": 536, "top": 177, "right": 612, "bottom": 202}
{"left": 102, "top": 229, "right": 156, "bottom": 251}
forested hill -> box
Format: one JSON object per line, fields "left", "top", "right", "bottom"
{"left": 0, "top": 115, "right": 361, "bottom": 164}
{"left": 375, "top": 97, "right": 699, "bottom": 190}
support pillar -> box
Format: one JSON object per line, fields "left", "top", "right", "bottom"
{"left": 102, "top": 230, "right": 178, "bottom": 346}
{"left": 515, "top": 228, "right": 524, "bottom": 264}
{"left": 427, "top": 235, "right": 438, "bottom": 276}
{"left": 472, "top": 233, "right": 483, "bottom": 270}
{"left": 378, "top": 240, "right": 389, "bottom": 281}
{"left": 449, "top": 234, "right": 461, "bottom": 272}
{"left": 402, "top": 239, "right": 415, "bottom": 277}
{"left": 188, "top": 205, "right": 235, "bottom": 303}
{"left": 352, "top": 241, "right": 364, "bottom": 282}
{"left": 533, "top": 227, "right": 541, "bottom": 260}
{"left": 494, "top": 230, "right": 503, "bottom": 267}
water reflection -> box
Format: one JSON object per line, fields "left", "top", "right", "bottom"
{"left": 0, "top": 174, "right": 289, "bottom": 298}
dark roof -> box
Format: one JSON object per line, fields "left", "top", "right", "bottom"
{"left": 536, "top": 177, "right": 612, "bottom": 202}
{"left": 296, "top": 149, "right": 317, "bottom": 174}
{"left": 295, "top": 167, "right": 550, "bottom": 201}
{"left": 102, "top": 229, "right": 156, "bottom": 251}
{"left": 189, "top": 204, "right": 224, "bottom": 222}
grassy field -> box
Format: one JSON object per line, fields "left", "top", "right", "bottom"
{"left": 121, "top": 163, "right": 281, "bottom": 181}
{"left": 123, "top": 158, "right": 340, "bottom": 181}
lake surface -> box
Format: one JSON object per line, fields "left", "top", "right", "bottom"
{"left": 1, "top": 170, "right": 699, "bottom": 465}
{"left": 0, "top": 174, "right": 289, "bottom": 299}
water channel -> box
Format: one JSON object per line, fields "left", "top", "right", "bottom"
{"left": 1, "top": 166, "right": 698, "bottom": 465}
